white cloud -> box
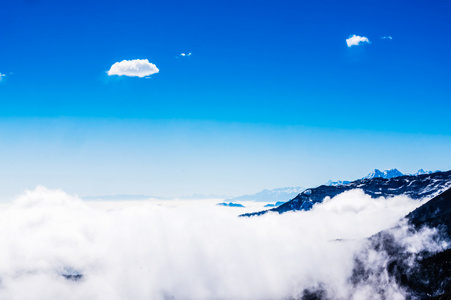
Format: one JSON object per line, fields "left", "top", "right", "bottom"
{"left": 346, "top": 35, "right": 370, "bottom": 47}
{"left": 0, "top": 73, "right": 6, "bottom": 81}
{"left": 0, "top": 187, "right": 443, "bottom": 299}
{"left": 107, "top": 59, "right": 159, "bottom": 78}
{"left": 381, "top": 36, "right": 393, "bottom": 40}
{"left": 180, "top": 53, "right": 192, "bottom": 57}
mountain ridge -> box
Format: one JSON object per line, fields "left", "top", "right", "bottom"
{"left": 326, "top": 168, "right": 439, "bottom": 186}
{"left": 351, "top": 187, "right": 451, "bottom": 300}
{"left": 362, "top": 168, "right": 404, "bottom": 179}
{"left": 225, "top": 186, "right": 305, "bottom": 202}
{"left": 241, "top": 170, "right": 451, "bottom": 217}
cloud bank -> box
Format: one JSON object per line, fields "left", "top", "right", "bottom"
{"left": 346, "top": 35, "right": 370, "bottom": 47}
{"left": 0, "top": 187, "right": 444, "bottom": 299}
{"left": 107, "top": 59, "right": 159, "bottom": 77}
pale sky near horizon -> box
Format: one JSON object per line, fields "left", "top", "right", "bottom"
{"left": 0, "top": 118, "right": 449, "bottom": 201}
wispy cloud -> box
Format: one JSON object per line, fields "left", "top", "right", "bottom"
{"left": 107, "top": 59, "right": 159, "bottom": 78}
{"left": 346, "top": 35, "right": 370, "bottom": 47}
{"left": 180, "top": 52, "right": 192, "bottom": 57}
{"left": 381, "top": 36, "right": 393, "bottom": 40}
{"left": 0, "top": 73, "right": 6, "bottom": 81}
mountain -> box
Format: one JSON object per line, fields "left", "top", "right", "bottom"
{"left": 326, "top": 168, "right": 404, "bottom": 186}
{"left": 406, "top": 185, "right": 451, "bottom": 237}
{"left": 411, "top": 168, "right": 438, "bottom": 176}
{"left": 350, "top": 187, "right": 451, "bottom": 300}
{"left": 363, "top": 168, "right": 404, "bottom": 179}
{"left": 226, "top": 187, "right": 305, "bottom": 202}
{"left": 82, "top": 193, "right": 229, "bottom": 201}
{"left": 325, "top": 180, "right": 351, "bottom": 186}
{"left": 227, "top": 169, "right": 437, "bottom": 204}
{"left": 264, "top": 201, "right": 286, "bottom": 208}
{"left": 301, "top": 187, "right": 451, "bottom": 300}
{"left": 325, "top": 168, "right": 440, "bottom": 186}
{"left": 216, "top": 202, "right": 245, "bottom": 208}
{"left": 241, "top": 170, "right": 451, "bottom": 217}
{"left": 82, "top": 194, "right": 163, "bottom": 201}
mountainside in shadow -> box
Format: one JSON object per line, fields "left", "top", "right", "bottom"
{"left": 407, "top": 186, "right": 451, "bottom": 239}
{"left": 300, "top": 187, "right": 451, "bottom": 300}
{"left": 241, "top": 170, "right": 451, "bottom": 217}
{"left": 351, "top": 187, "right": 451, "bottom": 300}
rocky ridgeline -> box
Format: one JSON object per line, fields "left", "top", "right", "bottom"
{"left": 241, "top": 170, "right": 451, "bottom": 217}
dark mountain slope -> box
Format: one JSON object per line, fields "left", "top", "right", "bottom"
{"left": 407, "top": 187, "right": 451, "bottom": 238}
{"left": 299, "top": 187, "right": 451, "bottom": 300}
{"left": 241, "top": 170, "right": 451, "bottom": 217}
{"left": 351, "top": 187, "right": 451, "bottom": 300}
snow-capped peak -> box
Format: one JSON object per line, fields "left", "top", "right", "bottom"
{"left": 410, "top": 169, "right": 439, "bottom": 176}
{"left": 325, "top": 180, "right": 351, "bottom": 186}
{"left": 363, "top": 168, "right": 404, "bottom": 180}
{"left": 325, "top": 168, "right": 440, "bottom": 186}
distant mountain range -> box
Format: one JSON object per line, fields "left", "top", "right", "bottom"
{"left": 216, "top": 202, "right": 245, "bottom": 208}
{"left": 241, "top": 170, "right": 451, "bottom": 217}
{"left": 264, "top": 201, "right": 286, "bottom": 208}
{"left": 82, "top": 193, "right": 229, "bottom": 201}
{"left": 83, "top": 169, "right": 439, "bottom": 204}
{"left": 362, "top": 168, "right": 404, "bottom": 179}
{"left": 82, "top": 194, "right": 160, "bottom": 201}
{"left": 227, "top": 168, "right": 439, "bottom": 203}
{"left": 225, "top": 187, "right": 305, "bottom": 203}
{"left": 326, "top": 168, "right": 438, "bottom": 186}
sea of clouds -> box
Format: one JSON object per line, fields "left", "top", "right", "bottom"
{"left": 0, "top": 187, "right": 446, "bottom": 300}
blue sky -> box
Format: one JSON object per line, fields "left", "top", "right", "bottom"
{"left": 0, "top": 0, "right": 450, "bottom": 200}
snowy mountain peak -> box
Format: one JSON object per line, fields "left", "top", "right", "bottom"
{"left": 410, "top": 169, "right": 439, "bottom": 176}
{"left": 363, "top": 168, "right": 404, "bottom": 180}
{"left": 326, "top": 168, "right": 440, "bottom": 186}
{"left": 242, "top": 170, "right": 451, "bottom": 217}
{"left": 325, "top": 180, "right": 351, "bottom": 186}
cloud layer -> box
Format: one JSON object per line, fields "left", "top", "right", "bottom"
{"left": 107, "top": 59, "right": 159, "bottom": 77}
{"left": 346, "top": 35, "right": 370, "bottom": 47}
{"left": 0, "top": 187, "right": 443, "bottom": 299}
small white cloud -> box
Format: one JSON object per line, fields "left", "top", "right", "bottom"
{"left": 0, "top": 73, "right": 6, "bottom": 81}
{"left": 346, "top": 35, "right": 370, "bottom": 47}
{"left": 381, "top": 36, "right": 393, "bottom": 40}
{"left": 107, "top": 59, "right": 159, "bottom": 78}
{"left": 180, "top": 53, "right": 192, "bottom": 57}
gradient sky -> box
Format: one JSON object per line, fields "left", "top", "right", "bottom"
{"left": 0, "top": 0, "right": 450, "bottom": 200}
